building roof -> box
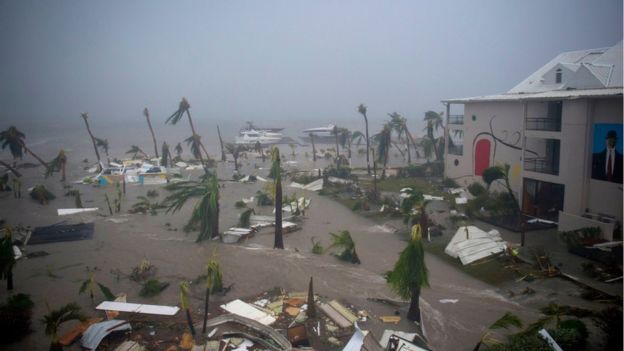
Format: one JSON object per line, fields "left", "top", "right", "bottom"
{"left": 441, "top": 87, "right": 623, "bottom": 103}
{"left": 509, "top": 41, "right": 622, "bottom": 93}
{"left": 443, "top": 41, "right": 623, "bottom": 104}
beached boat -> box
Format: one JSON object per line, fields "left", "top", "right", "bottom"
{"left": 300, "top": 124, "right": 336, "bottom": 143}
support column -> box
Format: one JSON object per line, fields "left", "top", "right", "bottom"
{"left": 443, "top": 102, "right": 450, "bottom": 178}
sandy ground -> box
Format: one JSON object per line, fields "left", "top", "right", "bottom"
{"left": 0, "top": 150, "right": 612, "bottom": 350}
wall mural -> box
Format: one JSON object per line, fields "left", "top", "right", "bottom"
{"left": 591, "top": 123, "right": 623, "bottom": 184}
{"left": 472, "top": 115, "right": 538, "bottom": 180}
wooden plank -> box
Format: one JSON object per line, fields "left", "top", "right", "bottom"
{"left": 96, "top": 301, "right": 179, "bottom": 316}
{"left": 328, "top": 300, "right": 358, "bottom": 323}
{"left": 379, "top": 316, "right": 401, "bottom": 324}
{"left": 319, "top": 303, "right": 351, "bottom": 328}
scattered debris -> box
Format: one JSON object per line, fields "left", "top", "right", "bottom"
{"left": 59, "top": 318, "right": 103, "bottom": 346}
{"left": 423, "top": 194, "right": 444, "bottom": 201}
{"left": 438, "top": 299, "right": 459, "bottom": 304}
{"left": 57, "top": 208, "right": 99, "bottom": 216}
{"left": 28, "top": 222, "right": 94, "bottom": 245}
{"left": 220, "top": 299, "right": 276, "bottom": 325}
{"left": 95, "top": 301, "right": 180, "bottom": 316}
{"left": 444, "top": 226, "right": 507, "bottom": 265}
{"left": 379, "top": 330, "right": 418, "bottom": 349}
{"left": 379, "top": 316, "right": 401, "bottom": 324}
{"left": 80, "top": 320, "right": 132, "bottom": 350}
{"left": 289, "top": 178, "right": 324, "bottom": 192}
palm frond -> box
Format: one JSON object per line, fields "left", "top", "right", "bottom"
{"left": 490, "top": 312, "right": 523, "bottom": 330}
{"left": 97, "top": 283, "right": 116, "bottom": 300}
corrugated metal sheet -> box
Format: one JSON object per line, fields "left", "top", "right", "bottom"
{"left": 444, "top": 226, "right": 507, "bottom": 265}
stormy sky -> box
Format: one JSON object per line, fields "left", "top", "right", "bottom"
{"left": 0, "top": 0, "right": 622, "bottom": 131}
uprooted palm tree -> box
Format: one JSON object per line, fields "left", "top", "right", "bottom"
{"left": 327, "top": 230, "right": 360, "bottom": 264}
{"left": 166, "top": 98, "right": 210, "bottom": 174}
{"left": 0, "top": 225, "right": 16, "bottom": 290}
{"left": 423, "top": 110, "right": 444, "bottom": 161}
{"left": 164, "top": 175, "right": 219, "bottom": 242}
{"left": 143, "top": 108, "right": 159, "bottom": 158}
{"left": 42, "top": 303, "right": 85, "bottom": 351}
{"left": 80, "top": 113, "right": 102, "bottom": 169}
{"left": 357, "top": 104, "right": 372, "bottom": 175}
{"left": 202, "top": 255, "right": 223, "bottom": 334}
{"left": 375, "top": 123, "right": 392, "bottom": 179}
{"left": 126, "top": 145, "right": 148, "bottom": 159}
{"left": 0, "top": 126, "right": 51, "bottom": 172}
{"left": 271, "top": 147, "right": 284, "bottom": 249}
{"left": 473, "top": 312, "right": 523, "bottom": 351}
{"left": 387, "top": 224, "right": 429, "bottom": 322}
{"left": 45, "top": 149, "right": 68, "bottom": 181}
{"left": 78, "top": 272, "right": 115, "bottom": 304}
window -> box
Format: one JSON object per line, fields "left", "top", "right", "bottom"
{"left": 522, "top": 178, "right": 564, "bottom": 221}
{"left": 448, "top": 130, "right": 464, "bottom": 156}
{"left": 555, "top": 69, "right": 562, "bottom": 84}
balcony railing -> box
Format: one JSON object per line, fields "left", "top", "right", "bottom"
{"left": 448, "top": 144, "right": 463, "bottom": 156}
{"left": 526, "top": 117, "right": 561, "bottom": 131}
{"left": 524, "top": 158, "right": 559, "bottom": 175}
{"left": 448, "top": 115, "right": 464, "bottom": 125}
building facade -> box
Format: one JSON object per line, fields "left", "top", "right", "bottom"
{"left": 442, "top": 41, "right": 623, "bottom": 240}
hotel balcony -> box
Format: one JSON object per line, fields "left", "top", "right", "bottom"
{"left": 525, "top": 117, "right": 561, "bottom": 132}
{"left": 524, "top": 138, "right": 560, "bottom": 175}
{"left": 448, "top": 114, "right": 464, "bottom": 125}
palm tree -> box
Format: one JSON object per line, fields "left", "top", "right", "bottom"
{"left": 254, "top": 141, "right": 266, "bottom": 163}
{"left": 357, "top": 104, "right": 371, "bottom": 175}
{"left": 94, "top": 138, "right": 110, "bottom": 164}
{"left": 164, "top": 175, "right": 219, "bottom": 242}
{"left": 42, "top": 303, "right": 85, "bottom": 351}
{"left": 387, "top": 224, "right": 429, "bottom": 322}
{"left": 375, "top": 124, "right": 392, "bottom": 179}
{"left": 0, "top": 126, "right": 50, "bottom": 171}
{"left": 224, "top": 143, "right": 246, "bottom": 172}
{"left": 271, "top": 147, "right": 284, "bottom": 249}
{"left": 328, "top": 230, "right": 360, "bottom": 264}
{"left": 217, "top": 125, "right": 226, "bottom": 162}
{"left": 80, "top": 113, "right": 102, "bottom": 168}
{"left": 473, "top": 312, "right": 523, "bottom": 351}
{"left": 423, "top": 111, "right": 444, "bottom": 161}
{"left": 0, "top": 160, "right": 21, "bottom": 177}
{"left": 0, "top": 225, "right": 16, "bottom": 290}
{"left": 389, "top": 112, "right": 417, "bottom": 164}
{"left": 126, "top": 145, "right": 148, "bottom": 159}
{"left": 185, "top": 135, "right": 203, "bottom": 161}
{"left": 78, "top": 272, "right": 115, "bottom": 303}
{"left": 45, "top": 149, "right": 67, "bottom": 181}
{"left": 161, "top": 141, "right": 172, "bottom": 167}
{"left": 338, "top": 128, "right": 352, "bottom": 159}
{"left": 202, "top": 256, "right": 223, "bottom": 334}
{"left": 175, "top": 142, "right": 183, "bottom": 160}
{"left": 166, "top": 98, "right": 210, "bottom": 174}
{"left": 143, "top": 108, "right": 159, "bottom": 158}
{"left": 309, "top": 133, "right": 317, "bottom": 162}
{"left": 482, "top": 164, "right": 519, "bottom": 212}
{"left": 179, "top": 281, "right": 196, "bottom": 338}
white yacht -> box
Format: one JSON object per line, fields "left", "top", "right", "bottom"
{"left": 235, "top": 129, "right": 283, "bottom": 145}
{"left": 300, "top": 124, "right": 336, "bottom": 143}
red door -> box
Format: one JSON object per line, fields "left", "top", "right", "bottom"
{"left": 474, "top": 139, "right": 491, "bottom": 176}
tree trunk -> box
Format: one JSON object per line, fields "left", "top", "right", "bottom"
{"left": 310, "top": 134, "right": 317, "bottom": 162}
{"left": 202, "top": 287, "right": 210, "bottom": 334}
{"left": 365, "top": 116, "right": 371, "bottom": 175}
{"left": 307, "top": 277, "right": 316, "bottom": 318}
{"left": 146, "top": 113, "right": 159, "bottom": 158}
{"left": 274, "top": 176, "right": 284, "bottom": 249}
{"left": 407, "top": 287, "right": 421, "bottom": 322}
{"left": 405, "top": 128, "right": 417, "bottom": 165}
{"left": 334, "top": 128, "right": 340, "bottom": 162}
{"left": 184, "top": 110, "right": 209, "bottom": 174}
{"left": 21, "top": 144, "right": 50, "bottom": 171}
{"left": 233, "top": 156, "right": 239, "bottom": 172}
{"left": 347, "top": 138, "right": 352, "bottom": 159}
{"left": 185, "top": 308, "right": 196, "bottom": 336}
{"left": 217, "top": 125, "right": 226, "bottom": 162}
{"left": 214, "top": 195, "right": 220, "bottom": 239}
{"left": 81, "top": 116, "right": 102, "bottom": 168}
{"left": 372, "top": 148, "right": 378, "bottom": 199}
{"left": 0, "top": 160, "right": 21, "bottom": 177}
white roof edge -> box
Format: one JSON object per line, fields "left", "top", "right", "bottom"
{"left": 442, "top": 87, "right": 623, "bottom": 104}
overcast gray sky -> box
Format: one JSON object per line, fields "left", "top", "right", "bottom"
{"left": 0, "top": 0, "right": 621, "bottom": 131}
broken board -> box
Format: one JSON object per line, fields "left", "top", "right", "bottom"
{"left": 29, "top": 222, "right": 94, "bottom": 245}
{"left": 96, "top": 301, "right": 179, "bottom": 316}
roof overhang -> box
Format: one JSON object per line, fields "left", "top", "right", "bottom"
{"left": 442, "top": 87, "right": 623, "bottom": 104}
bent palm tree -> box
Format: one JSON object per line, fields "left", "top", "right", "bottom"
{"left": 0, "top": 126, "right": 50, "bottom": 171}
{"left": 224, "top": 143, "right": 246, "bottom": 172}
{"left": 143, "top": 108, "right": 159, "bottom": 158}
{"left": 179, "top": 281, "right": 196, "bottom": 337}
{"left": 473, "top": 312, "right": 523, "bottom": 351}
{"left": 271, "top": 147, "right": 284, "bottom": 249}
{"left": 424, "top": 111, "right": 444, "bottom": 161}
{"left": 338, "top": 128, "right": 352, "bottom": 159}
{"left": 357, "top": 104, "right": 371, "bottom": 175}
{"left": 254, "top": 141, "right": 266, "bottom": 163}
{"left": 80, "top": 113, "right": 102, "bottom": 168}
{"left": 332, "top": 125, "right": 340, "bottom": 161}
{"left": 42, "top": 303, "right": 85, "bottom": 351}
{"left": 389, "top": 112, "right": 416, "bottom": 164}
{"left": 387, "top": 224, "right": 429, "bottom": 322}
{"left": 175, "top": 142, "right": 183, "bottom": 160}
{"left": 78, "top": 272, "right": 115, "bottom": 303}
{"left": 309, "top": 133, "right": 317, "bottom": 162}
{"left": 217, "top": 125, "right": 226, "bottom": 162}
{"left": 94, "top": 138, "right": 110, "bottom": 164}
{"left": 126, "top": 145, "right": 148, "bottom": 159}
{"left": 166, "top": 98, "right": 210, "bottom": 174}
{"left": 185, "top": 135, "right": 203, "bottom": 161}
{"left": 328, "top": 230, "right": 360, "bottom": 264}
{"left": 45, "top": 149, "right": 68, "bottom": 181}
{"left": 164, "top": 175, "right": 219, "bottom": 242}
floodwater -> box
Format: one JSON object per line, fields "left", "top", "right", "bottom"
{"left": 0, "top": 120, "right": 604, "bottom": 350}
